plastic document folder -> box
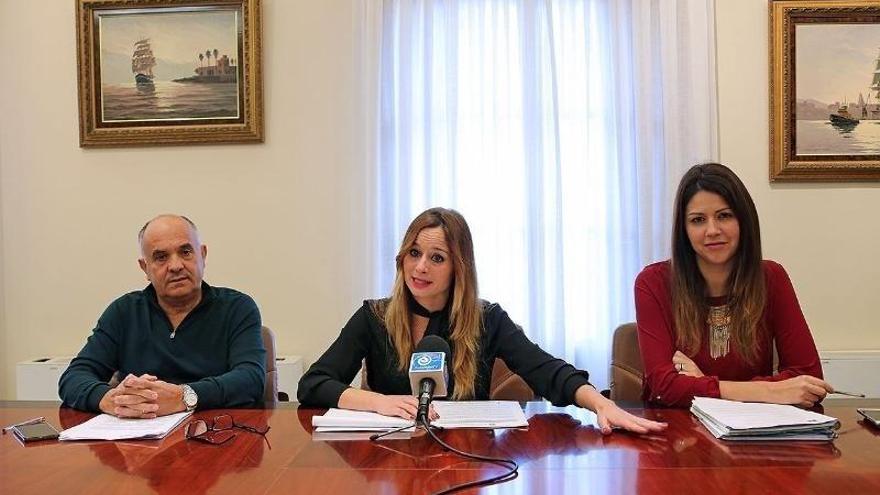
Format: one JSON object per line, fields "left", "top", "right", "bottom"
{"left": 59, "top": 411, "right": 192, "bottom": 441}
{"left": 691, "top": 397, "right": 839, "bottom": 441}
{"left": 312, "top": 400, "right": 529, "bottom": 434}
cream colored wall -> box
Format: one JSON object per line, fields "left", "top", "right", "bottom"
{"left": 0, "top": 1, "right": 373, "bottom": 399}
{"left": 716, "top": 1, "right": 880, "bottom": 351}
{"left": 2, "top": 1, "right": 878, "bottom": 400}
{"left": 0, "top": 139, "right": 5, "bottom": 395}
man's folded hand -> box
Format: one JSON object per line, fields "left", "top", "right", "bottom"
{"left": 98, "top": 373, "right": 184, "bottom": 418}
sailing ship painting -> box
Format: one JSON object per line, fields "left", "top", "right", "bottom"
{"left": 795, "top": 24, "right": 880, "bottom": 155}
{"left": 131, "top": 38, "right": 156, "bottom": 85}
{"left": 97, "top": 9, "right": 241, "bottom": 123}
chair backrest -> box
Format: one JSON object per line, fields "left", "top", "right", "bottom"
{"left": 609, "top": 323, "right": 644, "bottom": 402}
{"left": 606, "top": 324, "right": 779, "bottom": 402}
{"left": 489, "top": 359, "right": 537, "bottom": 401}
{"left": 261, "top": 325, "right": 279, "bottom": 407}
{"left": 360, "top": 362, "right": 371, "bottom": 391}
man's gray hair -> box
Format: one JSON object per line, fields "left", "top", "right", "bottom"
{"left": 137, "top": 215, "right": 199, "bottom": 251}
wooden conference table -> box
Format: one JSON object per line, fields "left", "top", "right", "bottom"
{"left": 1, "top": 399, "right": 878, "bottom": 495}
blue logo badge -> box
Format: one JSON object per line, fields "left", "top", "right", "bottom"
{"left": 410, "top": 352, "right": 444, "bottom": 372}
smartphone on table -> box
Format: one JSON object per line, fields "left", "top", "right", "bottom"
{"left": 857, "top": 408, "right": 880, "bottom": 428}
{"left": 10, "top": 421, "right": 61, "bottom": 443}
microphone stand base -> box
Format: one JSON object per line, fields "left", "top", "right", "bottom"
{"left": 368, "top": 417, "right": 442, "bottom": 441}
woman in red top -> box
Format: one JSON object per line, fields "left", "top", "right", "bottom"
{"left": 635, "top": 163, "right": 831, "bottom": 408}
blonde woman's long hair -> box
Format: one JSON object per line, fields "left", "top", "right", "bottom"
{"left": 670, "top": 163, "right": 766, "bottom": 364}
{"left": 372, "top": 207, "right": 483, "bottom": 400}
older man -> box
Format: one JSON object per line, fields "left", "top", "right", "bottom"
{"left": 59, "top": 215, "right": 266, "bottom": 417}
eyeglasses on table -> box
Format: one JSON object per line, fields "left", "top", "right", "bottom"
{"left": 184, "top": 414, "right": 270, "bottom": 445}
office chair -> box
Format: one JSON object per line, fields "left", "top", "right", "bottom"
{"left": 608, "top": 322, "right": 645, "bottom": 401}
{"left": 261, "top": 325, "right": 280, "bottom": 407}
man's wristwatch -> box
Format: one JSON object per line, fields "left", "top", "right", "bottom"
{"left": 181, "top": 384, "right": 198, "bottom": 412}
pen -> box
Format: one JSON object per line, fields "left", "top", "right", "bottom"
{"left": 833, "top": 390, "right": 866, "bottom": 398}
{"left": 2, "top": 416, "right": 45, "bottom": 434}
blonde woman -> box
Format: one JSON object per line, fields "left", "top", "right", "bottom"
{"left": 299, "top": 207, "right": 665, "bottom": 435}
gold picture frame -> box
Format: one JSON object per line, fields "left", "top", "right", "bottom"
{"left": 770, "top": 0, "right": 880, "bottom": 181}
{"left": 76, "top": 0, "right": 263, "bottom": 147}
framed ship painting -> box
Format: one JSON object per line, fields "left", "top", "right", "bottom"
{"left": 770, "top": 0, "right": 880, "bottom": 181}
{"left": 76, "top": 0, "right": 263, "bottom": 147}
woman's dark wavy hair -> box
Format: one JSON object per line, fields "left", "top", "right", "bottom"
{"left": 671, "top": 163, "right": 765, "bottom": 363}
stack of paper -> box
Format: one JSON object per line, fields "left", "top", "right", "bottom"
{"left": 59, "top": 411, "right": 192, "bottom": 441}
{"left": 691, "top": 397, "right": 839, "bottom": 441}
{"left": 312, "top": 400, "right": 529, "bottom": 435}
{"left": 312, "top": 409, "right": 413, "bottom": 433}
{"left": 432, "top": 400, "right": 529, "bottom": 428}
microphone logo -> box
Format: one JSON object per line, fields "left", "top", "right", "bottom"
{"left": 409, "top": 336, "right": 450, "bottom": 399}
{"left": 410, "top": 352, "right": 444, "bottom": 372}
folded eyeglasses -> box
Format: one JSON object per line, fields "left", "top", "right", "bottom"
{"left": 184, "top": 414, "right": 270, "bottom": 445}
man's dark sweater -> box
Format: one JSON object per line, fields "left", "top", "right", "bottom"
{"left": 59, "top": 282, "right": 266, "bottom": 412}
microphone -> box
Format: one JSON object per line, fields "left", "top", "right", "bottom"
{"left": 408, "top": 335, "right": 450, "bottom": 423}
{"left": 405, "top": 337, "right": 520, "bottom": 494}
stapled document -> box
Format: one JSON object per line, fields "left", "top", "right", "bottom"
{"left": 691, "top": 397, "right": 839, "bottom": 441}
{"left": 59, "top": 411, "right": 192, "bottom": 441}
{"left": 311, "top": 400, "right": 528, "bottom": 434}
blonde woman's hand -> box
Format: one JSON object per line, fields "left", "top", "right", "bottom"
{"left": 673, "top": 351, "right": 704, "bottom": 377}
{"left": 593, "top": 400, "right": 667, "bottom": 435}
{"left": 575, "top": 385, "right": 667, "bottom": 435}
{"left": 372, "top": 395, "right": 439, "bottom": 421}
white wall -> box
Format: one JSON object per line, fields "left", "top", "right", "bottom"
{"left": 716, "top": 0, "right": 880, "bottom": 351}
{"left": 1, "top": 0, "right": 877, "bottom": 400}
{"left": 0, "top": 0, "right": 372, "bottom": 399}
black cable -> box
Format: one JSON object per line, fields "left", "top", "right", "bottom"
{"left": 419, "top": 415, "right": 519, "bottom": 495}
{"left": 368, "top": 420, "right": 417, "bottom": 441}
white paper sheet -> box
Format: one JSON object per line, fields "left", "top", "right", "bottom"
{"left": 312, "top": 409, "right": 412, "bottom": 430}
{"left": 59, "top": 411, "right": 192, "bottom": 441}
{"left": 311, "top": 400, "right": 528, "bottom": 433}
{"left": 312, "top": 430, "right": 414, "bottom": 441}
{"left": 690, "top": 397, "right": 839, "bottom": 441}
{"left": 692, "top": 397, "right": 838, "bottom": 430}
{"left": 432, "top": 400, "right": 528, "bottom": 429}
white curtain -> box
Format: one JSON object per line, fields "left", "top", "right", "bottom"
{"left": 356, "top": 0, "right": 718, "bottom": 389}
